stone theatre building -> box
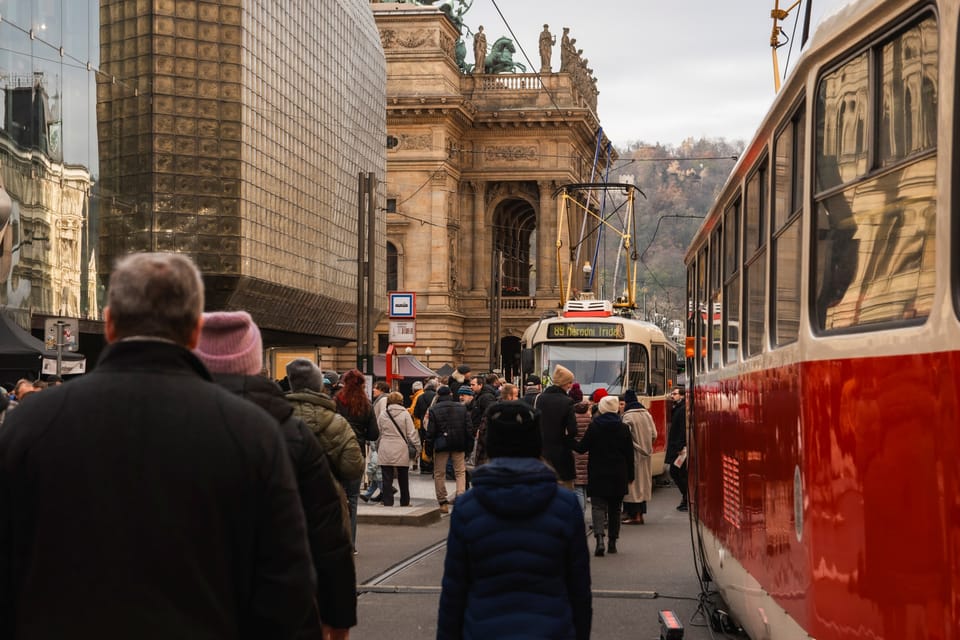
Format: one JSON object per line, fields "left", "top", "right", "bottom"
{"left": 369, "top": 2, "right": 613, "bottom": 377}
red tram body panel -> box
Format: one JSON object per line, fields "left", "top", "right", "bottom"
{"left": 682, "top": 0, "right": 960, "bottom": 637}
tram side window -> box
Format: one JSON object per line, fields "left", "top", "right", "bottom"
{"left": 814, "top": 15, "right": 938, "bottom": 331}
{"left": 651, "top": 344, "right": 666, "bottom": 395}
{"left": 696, "top": 248, "right": 708, "bottom": 372}
{"left": 709, "top": 225, "right": 723, "bottom": 369}
{"left": 628, "top": 344, "right": 650, "bottom": 394}
{"left": 743, "top": 158, "right": 768, "bottom": 357}
{"left": 772, "top": 106, "right": 804, "bottom": 346}
{"left": 723, "top": 199, "right": 741, "bottom": 364}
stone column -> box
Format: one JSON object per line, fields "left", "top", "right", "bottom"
{"left": 537, "top": 180, "right": 557, "bottom": 296}
{"left": 471, "top": 181, "right": 485, "bottom": 293}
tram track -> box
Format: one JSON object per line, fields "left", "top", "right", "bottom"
{"left": 357, "top": 537, "right": 664, "bottom": 600}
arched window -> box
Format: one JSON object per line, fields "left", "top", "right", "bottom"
{"left": 386, "top": 241, "right": 398, "bottom": 292}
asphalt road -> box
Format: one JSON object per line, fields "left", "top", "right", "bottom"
{"left": 350, "top": 471, "right": 743, "bottom": 640}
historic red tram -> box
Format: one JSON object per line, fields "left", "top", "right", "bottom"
{"left": 683, "top": 0, "right": 960, "bottom": 638}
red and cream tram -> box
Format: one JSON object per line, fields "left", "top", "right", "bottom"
{"left": 684, "top": 0, "right": 960, "bottom": 638}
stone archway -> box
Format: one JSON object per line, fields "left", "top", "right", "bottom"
{"left": 492, "top": 197, "right": 536, "bottom": 296}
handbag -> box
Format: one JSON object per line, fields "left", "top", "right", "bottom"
{"left": 386, "top": 409, "right": 418, "bottom": 461}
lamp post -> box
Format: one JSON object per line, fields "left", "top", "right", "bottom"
{"left": 582, "top": 261, "right": 593, "bottom": 298}
{"left": 424, "top": 347, "right": 432, "bottom": 369}
{"left": 404, "top": 346, "right": 412, "bottom": 355}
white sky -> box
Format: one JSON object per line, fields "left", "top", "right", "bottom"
{"left": 463, "top": 0, "right": 852, "bottom": 148}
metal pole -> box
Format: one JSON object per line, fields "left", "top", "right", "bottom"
{"left": 357, "top": 172, "right": 366, "bottom": 371}
{"left": 55, "top": 320, "right": 65, "bottom": 377}
{"left": 366, "top": 172, "right": 377, "bottom": 372}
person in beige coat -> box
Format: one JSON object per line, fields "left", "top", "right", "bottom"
{"left": 377, "top": 392, "right": 419, "bottom": 507}
{"left": 621, "top": 389, "right": 656, "bottom": 524}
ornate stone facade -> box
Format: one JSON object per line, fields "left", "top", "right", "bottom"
{"left": 367, "top": 2, "right": 614, "bottom": 377}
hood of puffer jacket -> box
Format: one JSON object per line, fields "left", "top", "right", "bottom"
{"left": 573, "top": 400, "right": 590, "bottom": 414}
{"left": 286, "top": 388, "right": 337, "bottom": 411}
{"left": 469, "top": 457, "right": 558, "bottom": 518}
{"left": 212, "top": 373, "right": 292, "bottom": 423}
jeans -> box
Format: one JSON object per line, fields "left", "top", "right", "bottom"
{"left": 574, "top": 485, "right": 587, "bottom": 511}
{"left": 341, "top": 477, "right": 362, "bottom": 549}
{"left": 381, "top": 465, "right": 410, "bottom": 506}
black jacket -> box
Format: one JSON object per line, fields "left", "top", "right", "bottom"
{"left": 335, "top": 399, "right": 379, "bottom": 450}
{"left": 212, "top": 373, "right": 357, "bottom": 632}
{"left": 666, "top": 399, "right": 686, "bottom": 463}
{"left": 470, "top": 384, "right": 498, "bottom": 429}
{"left": 0, "top": 340, "right": 314, "bottom": 640}
{"left": 413, "top": 388, "right": 437, "bottom": 422}
{"left": 574, "top": 412, "right": 635, "bottom": 498}
{"left": 534, "top": 385, "right": 578, "bottom": 481}
{"left": 425, "top": 396, "right": 472, "bottom": 453}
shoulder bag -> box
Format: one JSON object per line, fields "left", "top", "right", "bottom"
{"left": 387, "top": 409, "right": 418, "bottom": 461}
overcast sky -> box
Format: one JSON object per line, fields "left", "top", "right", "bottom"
{"left": 463, "top": 0, "right": 852, "bottom": 148}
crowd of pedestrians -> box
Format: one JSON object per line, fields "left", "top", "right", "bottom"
{"left": 0, "top": 250, "right": 690, "bottom": 640}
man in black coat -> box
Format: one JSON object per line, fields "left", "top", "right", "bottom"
{"left": 425, "top": 386, "right": 472, "bottom": 513}
{"left": 666, "top": 387, "right": 688, "bottom": 511}
{"left": 535, "top": 364, "right": 579, "bottom": 488}
{"left": 0, "top": 253, "right": 315, "bottom": 639}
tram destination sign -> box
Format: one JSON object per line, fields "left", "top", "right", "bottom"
{"left": 547, "top": 322, "right": 625, "bottom": 339}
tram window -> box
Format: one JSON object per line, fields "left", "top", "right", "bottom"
{"left": 814, "top": 157, "right": 936, "bottom": 330}
{"left": 724, "top": 279, "right": 740, "bottom": 364}
{"left": 879, "top": 18, "right": 937, "bottom": 166}
{"left": 774, "top": 106, "right": 805, "bottom": 232}
{"left": 816, "top": 53, "right": 869, "bottom": 192}
{"left": 773, "top": 218, "right": 802, "bottom": 344}
{"left": 709, "top": 226, "right": 723, "bottom": 369}
{"left": 814, "top": 15, "right": 938, "bottom": 331}
{"left": 651, "top": 344, "right": 666, "bottom": 396}
{"left": 697, "top": 249, "right": 708, "bottom": 372}
{"left": 745, "top": 254, "right": 766, "bottom": 357}
{"left": 772, "top": 106, "right": 804, "bottom": 347}
{"left": 723, "top": 198, "right": 741, "bottom": 365}
{"left": 745, "top": 159, "right": 767, "bottom": 256}
{"left": 724, "top": 199, "right": 740, "bottom": 278}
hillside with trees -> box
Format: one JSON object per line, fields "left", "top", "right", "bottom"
{"left": 592, "top": 137, "right": 743, "bottom": 334}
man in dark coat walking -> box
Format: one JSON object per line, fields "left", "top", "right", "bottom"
{"left": 0, "top": 253, "right": 315, "bottom": 639}
{"left": 666, "top": 387, "right": 688, "bottom": 511}
{"left": 535, "top": 364, "right": 579, "bottom": 488}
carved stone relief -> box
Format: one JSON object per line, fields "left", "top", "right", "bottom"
{"left": 484, "top": 146, "right": 537, "bottom": 162}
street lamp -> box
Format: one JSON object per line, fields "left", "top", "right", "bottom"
{"left": 424, "top": 347, "right": 432, "bottom": 369}
{"left": 582, "top": 261, "right": 592, "bottom": 297}
{"left": 404, "top": 346, "right": 412, "bottom": 355}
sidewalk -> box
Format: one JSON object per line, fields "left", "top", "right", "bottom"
{"left": 357, "top": 467, "right": 444, "bottom": 526}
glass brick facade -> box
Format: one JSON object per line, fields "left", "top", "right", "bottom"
{"left": 0, "top": 0, "right": 385, "bottom": 343}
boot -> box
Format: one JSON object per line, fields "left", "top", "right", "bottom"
{"left": 594, "top": 535, "right": 605, "bottom": 557}
{"left": 607, "top": 538, "right": 618, "bottom": 554}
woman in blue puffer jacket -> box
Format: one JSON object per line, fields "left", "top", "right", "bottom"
{"left": 437, "top": 401, "right": 592, "bottom": 640}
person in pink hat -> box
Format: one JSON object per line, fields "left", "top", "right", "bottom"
{"left": 195, "top": 310, "right": 357, "bottom": 638}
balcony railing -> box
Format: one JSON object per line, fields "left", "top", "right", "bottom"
{"left": 486, "top": 296, "right": 537, "bottom": 310}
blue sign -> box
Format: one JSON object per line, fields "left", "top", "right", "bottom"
{"left": 389, "top": 292, "right": 415, "bottom": 318}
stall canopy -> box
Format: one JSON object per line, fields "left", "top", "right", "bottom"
{"left": 0, "top": 312, "right": 85, "bottom": 383}
{"left": 372, "top": 354, "right": 436, "bottom": 379}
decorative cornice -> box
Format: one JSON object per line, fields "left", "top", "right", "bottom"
{"left": 484, "top": 146, "right": 536, "bottom": 162}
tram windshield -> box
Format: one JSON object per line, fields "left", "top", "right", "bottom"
{"left": 540, "top": 343, "right": 643, "bottom": 396}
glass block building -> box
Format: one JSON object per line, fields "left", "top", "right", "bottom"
{"left": 0, "top": 0, "right": 385, "bottom": 358}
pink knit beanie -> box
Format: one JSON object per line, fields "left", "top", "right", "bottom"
{"left": 195, "top": 311, "right": 263, "bottom": 375}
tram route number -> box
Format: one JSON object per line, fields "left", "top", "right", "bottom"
{"left": 546, "top": 323, "right": 625, "bottom": 339}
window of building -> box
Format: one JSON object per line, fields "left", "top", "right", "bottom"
{"left": 386, "top": 241, "right": 398, "bottom": 292}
